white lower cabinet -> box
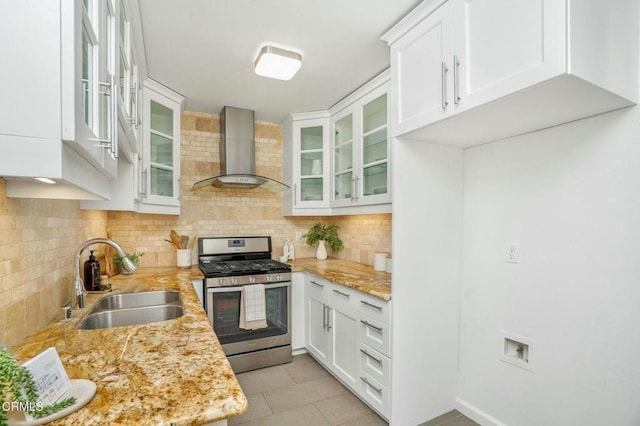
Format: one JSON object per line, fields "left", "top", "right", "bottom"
{"left": 304, "top": 273, "right": 392, "bottom": 420}
{"left": 305, "top": 276, "right": 330, "bottom": 365}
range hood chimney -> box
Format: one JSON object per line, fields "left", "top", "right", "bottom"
{"left": 191, "top": 106, "right": 290, "bottom": 193}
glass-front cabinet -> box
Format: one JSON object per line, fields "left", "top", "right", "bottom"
{"left": 140, "top": 79, "right": 184, "bottom": 213}
{"left": 331, "top": 79, "right": 390, "bottom": 208}
{"left": 294, "top": 116, "right": 330, "bottom": 208}
{"left": 333, "top": 111, "right": 354, "bottom": 203}
{"left": 282, "top": 111, "right": 331, "bottom": 215}
{"left": 361, "top": 92, "right": 389, "bottom": 199}
{"left": 115, "top": 0, "right": 140, "bottom": 160}
{"left": 65, "top": 0, "right": 119, "bottom": 179}
{"left": 282, "top": 70, "right": 390, "bottom": 216}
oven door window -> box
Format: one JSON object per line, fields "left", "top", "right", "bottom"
{"left": 211, "top": 286, "right": 288, "bottom": 344}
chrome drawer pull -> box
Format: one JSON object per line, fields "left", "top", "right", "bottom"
{"left": 333, "top": 289, "right": 350, "bottom": 297}
{"left": 361, "top": 320, "right": 383, "bottom": 333}
{"left": 360, "top": 300, "right": 382, "bottom": 311}
{"left": 310, "top": 280, "right": 324, "bottom": 287}
{"left": 322, "top": 303, "right": 326, "bottom": 330}
{"left": 360, "top": 377, "right": 383, "bottom": 394}
{"left": 360, "top": 349, "right": 383, "bottom": 364}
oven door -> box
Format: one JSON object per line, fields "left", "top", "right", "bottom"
{"left": 206, "top": 282, "right": 291, "bottom": 356}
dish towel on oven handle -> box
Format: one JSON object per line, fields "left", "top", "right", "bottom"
{"left": 239, "top": 284, "right": 268, "bottom": 330}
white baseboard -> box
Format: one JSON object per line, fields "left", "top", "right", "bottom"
{"left": 456, "top": 398, "right": 506, "bottom": 426}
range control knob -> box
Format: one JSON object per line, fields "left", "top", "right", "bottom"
{"left": 231, "top": 277, "right": 237, "bottom": 285}
{"left": 249, "top": 276, "right": 256, "bottom": 283}
{"left": 219, "top": 278, "right": 226, "bottom": 286}
{"left": 276, "top": 274, "right": 281, "bottom": 281}
{"left": 266, "top": 275, "right": 272, "bottom": 282}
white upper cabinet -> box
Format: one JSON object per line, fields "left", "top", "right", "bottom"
{"left": 383, "top": 0, "right": 639, "bottom": 147}
{"left": 330, "top": 74, "right": 391, "bottom": 210}
{"left": 282, "top": 112, "right": 332, "bottom": 216}
{"left": 0, "top": 0, "right": 151, "bottom": 200}
{"left": 283, "top": 71, "right": 391, "bottom": 216}
{"left": 116, "top": 0, "right": 141, "bottom": 161}
{"left": 137, "top": 79, "right": 184, "bottom": 214}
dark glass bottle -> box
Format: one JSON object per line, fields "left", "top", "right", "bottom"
{"left": 83, "top": 250, "right": 101, "bottom": 291}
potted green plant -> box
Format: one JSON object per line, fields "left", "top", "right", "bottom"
{"left": 0, "top": 350, "right": 76, "bottom": 423}
{"left": 113, "top": 252, "right": 144, "bottom": 275}
{"left": 304, "top": 222, "right": 344, "bottom": 260}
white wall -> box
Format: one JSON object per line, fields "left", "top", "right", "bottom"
{"left": 458, "top": 106, "right": 640, "bottom": 425}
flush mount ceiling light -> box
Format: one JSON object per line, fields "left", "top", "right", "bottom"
{"left": 254, "top": 45, "right": 302, "bottom": 81}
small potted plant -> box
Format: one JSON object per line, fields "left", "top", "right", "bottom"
{"left": 0, "top": 350, "right": 76, "bottom": 423}
{"left": 304, "top": 222, "right": 344, "bottom": 260}
{"left": 113, "top": 252, "right": 144, "bottom": 275}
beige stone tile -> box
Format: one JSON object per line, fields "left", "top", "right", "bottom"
{"left": 181, "top": 113, "right": 197, "bottom": 131}
{"left": 284, "top": 354, "right": 330, "bottom": 383}
{"left": 314, "top": 392, "right": 374, "bottom": 425}
{"left": 236, "top": 364, "right": 296, "bottom": 395}
{"left": 419, "top": 410, "right": 463, "bottom": 426}
{"left": 263, "top": 376, "right": 348, "bottom": 414}
{"left": 236, "top": 404, "right": 329, "bottom": 426}
{"left": 228, "top": 392, "right": 272, "bottom": 425}
{"left": 338, "top": 412, "right": 388, "bottom": 426}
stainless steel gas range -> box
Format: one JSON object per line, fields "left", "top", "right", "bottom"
{"left": 198, "top": 236, "right": 292, "bottom": 373}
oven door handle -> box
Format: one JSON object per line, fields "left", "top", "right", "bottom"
{"left": 208, "top": 281, "right": 291, "bottom": 292}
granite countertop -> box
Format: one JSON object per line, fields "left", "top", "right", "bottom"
{"left": 9, "top": 266, "right": 246, "bottom": 426}
{"left": 290, "top": 258, "right": 392, "bottom": 301}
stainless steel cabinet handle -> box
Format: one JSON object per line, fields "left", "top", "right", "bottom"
{"left": 360, "top": 348, "right": 383, "bottom": 364}
{"left": 293, "top": 182, "right": 297, "bottom": 205}
{"left": 441, "top": 61, "right": 449, "bottom": 110}
{"left": 351, "top": 175, "right": 356, "bottom": 202}
{"left": 453, "top": 55, "right": 461, "bottom": 105}
{"left": 360, "top": 300, "right": 383, "bottom": 311}
{"left": 326, "top": 306, "right": 332, "bottom": 331}
{"left": 361, "top": 320, "right": 383, "bottom": 333}
{"left": 354, "top": 175, "right": 360, "bottom": 201}
{"left": 177, "top": 177, "right": 181, "bottom": 200}
{"left": 140, "top": 168, "right": 148, "bottom": 199}
{"left": 360, "top": 377, "right": 383, "bottom": 394}
{"left": 310, "top": 280, "right": 324, "bottom": 287}
{"left": 95, "top": 74, "right": 117, "bottom": 159}
{"left": 322, "top": 303, "right": 327, "bottom": 330}
{"left": 333, "top": 289, "right": 350, "bottom": 297}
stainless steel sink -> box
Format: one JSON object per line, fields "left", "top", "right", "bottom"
{"left": 77, "top": 290, "right": 184, "bottom": 330}
{"left": 95, "top": 290, "right": 181, "bottom": 310}
{"left": 77, "top": 304, "right": 184, "bottom": 330}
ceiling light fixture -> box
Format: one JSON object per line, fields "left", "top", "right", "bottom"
{"left": 254, "top": 45, "right": 302, "bottom": 81}
{"left": 34, "top": 177, "right": 56, "bottom": 184}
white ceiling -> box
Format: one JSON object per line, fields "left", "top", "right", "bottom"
{"left": 138, "top": 0, "right": 420, "bottom": 123}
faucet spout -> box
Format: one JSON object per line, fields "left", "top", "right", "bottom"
{"left": 74, "top": 238, "right": 137, "bottom": 309}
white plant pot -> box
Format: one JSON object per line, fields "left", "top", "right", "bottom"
{"left": 316, "top": 240, "right": 328, "bottom": 260}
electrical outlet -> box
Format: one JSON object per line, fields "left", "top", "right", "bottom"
{"left": 295, "top": 231, "right": 304, "bottom": 241}
{"left": 506, "top": 244, "right": 519, "bottom": 263}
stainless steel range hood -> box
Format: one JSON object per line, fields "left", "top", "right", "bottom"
{"left": 191, "top": 106, "right": 289, "bottom": 193}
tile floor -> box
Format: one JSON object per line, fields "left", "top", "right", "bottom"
{"left": 229, "top": 353, "right": 478, "bottom": 426}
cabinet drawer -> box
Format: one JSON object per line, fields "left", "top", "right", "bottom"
{"left": 359, "top": 373, "right": 390, "bottom": 420}
{"left": 306, "top": 275, "right": 329, "bottom": 299}
{"left": 359, "top": 316, "right": 390, "bottom": 357}
{"left": 329, "top": 284, "right": 357, "bottom": 312}
{"left": 359, "top": 343, "right": 390, "bottom": 387}
{"left": 357, "top": 293, "right": 390, "bottom": 325}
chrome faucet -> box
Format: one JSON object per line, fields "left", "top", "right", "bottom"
{"left": 74, "top": 238, "right": 137, "bottom": 309}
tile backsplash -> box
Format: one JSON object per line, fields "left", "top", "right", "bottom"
{"left": 0, "top": 110, "right": 391, "bottom": 345}
{"left": 0, "top": 180, "right": 107, "bottom": 345}
{"left": 108, "top": 111, "right": 391, "bottom": 268}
